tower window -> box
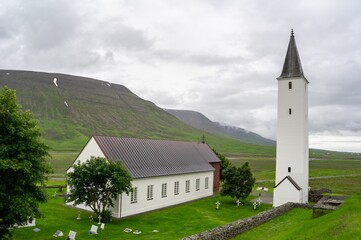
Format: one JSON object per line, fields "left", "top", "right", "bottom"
{"left": 288, "top": 167, "right": 291, "bottom": 173}
{"left": 289, "top": 108, "right": 292, "bottom": 115}
{"left": 288, "top": 81, "right": 292, "bottom": 89}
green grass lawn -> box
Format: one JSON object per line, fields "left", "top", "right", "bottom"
{"left": 12, "top": 190, "right": 271, "bottom": 240}
{"left": 310, "top": 175, "right": 361, "bottom": 195}
{"left": 233, "top": 195, "right": 361, "bottom": 240}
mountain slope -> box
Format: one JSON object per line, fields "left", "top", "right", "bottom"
{"left": 0, "top": 70, "right": 201, "bottom": 149}
{"left": 165, "top": 109, "right": 275, "bottom": 146}
{"left": 0, "top": 70, "right": 276, "bottom": 157}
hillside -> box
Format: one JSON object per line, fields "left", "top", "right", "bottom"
{"left": 0, "top": 70, "right": 275, "bottom": 155}
{"left": 165, "top": 109, "right": 275, "bottom": 146}
{"left": 0, "top": 70, "right": 199, "bottom": 149}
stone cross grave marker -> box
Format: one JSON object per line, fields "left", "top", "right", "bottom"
{"left": 215, "top": 201, "right": 221, "bottom": 209}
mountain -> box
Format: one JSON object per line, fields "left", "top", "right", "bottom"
{"left": 0, "top": 70, "right": 276, "bottom": 157}
{"left": 0, "top": 70, "right": 203, "bottom": 150}
{"left": 165, "top": 109, "right": 275, "bottom": 146}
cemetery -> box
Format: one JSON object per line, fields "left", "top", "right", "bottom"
{"left": 11, "top": 181, "right": 361, "bottom": 240}
{"left": 12, "top": 185, "right": 273, "bottom": 239}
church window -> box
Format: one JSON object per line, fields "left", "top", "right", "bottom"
{"left": 161, "top": 183, "right": 167, "bottom": 198}
{"left": 288, "top": 81, "right": 292, "bottom": 89}
{"left": 288, "top": 167, "right": 291, "bottom": 173}
{"left": 289, "top": 108, "right": 292, "bottom": 115}
{"left": 205, "top": 177, "right": 209, "bottom": 189}
{"left": 185, "top": 180, "right": 190, "bottom": 193}
{"left": 147, "top": 185, "right": 153, "bottom": 200}
{"left": 174, "top": 181, "right": 179, "bottom": 195}
{"left": 130, "top": 187, "right": 137, "bottom": 203}
{"left": 196, "top": 178, "right": 200, "bottom": 191}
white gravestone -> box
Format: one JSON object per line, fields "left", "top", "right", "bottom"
{"left": 215, "top": 201, "right": 221, "bottom": 209}
{"left": 89, "top": 225, "right": 98, "bottom": 234}
{"left": 253, "top": 201, "right": 257, "bottom": 210}
{"left": 67, "top": 230, "right": 76, "bottom": 240}
{"left": 53, "top": 230, "right": 63, "bottom": 237}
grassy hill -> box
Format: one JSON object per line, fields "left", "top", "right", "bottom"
{"left": 0, "top": 70, "right": 275, "bottom": 156}
{"left": 0, "top": 70, "right": 197, "bottom": 149}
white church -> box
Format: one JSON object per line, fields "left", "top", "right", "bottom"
{"left": 273, "top": 30, "right": 309, "bottom": 207}
{"left": 67, "top": 136, "right": 220, "bottom": 218}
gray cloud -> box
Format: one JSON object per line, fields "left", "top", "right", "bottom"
{"left": 1, "top": 0, "right": 361, "bottom": 151}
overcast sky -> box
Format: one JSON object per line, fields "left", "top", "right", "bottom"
{"left": 1, "top": 0, "right": 361, "bottom": 152}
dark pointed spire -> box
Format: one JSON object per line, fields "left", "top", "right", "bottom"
{"left": 278, "top": 29, "right": 308, "bottom": 81}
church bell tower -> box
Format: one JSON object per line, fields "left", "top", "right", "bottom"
{"left": 273, "top": 30, "right": 309, "bottom": 207}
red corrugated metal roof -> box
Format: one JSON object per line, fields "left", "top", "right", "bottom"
{"left": 93, "top": 136, "right": 220, "bottom": 179}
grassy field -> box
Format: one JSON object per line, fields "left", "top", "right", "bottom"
{"left": 229, "top": 153, "right": 361, "bottom": 181}
{"left": 12, "top": 189, "right": 270, "bottom": 240}
{"left": 233, "top": 195, "right": 361, "bottom": 240}
{"left": 48, "top": 151, "right": 79, "bottom": 177}
{"left": 19, "top": 134, "right": 361, "bottom": 239}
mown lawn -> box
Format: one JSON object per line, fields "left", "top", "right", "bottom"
{"left": 12, "top": 190, "right": 271, "bottom": 240}
{"left": 233, "top": 195, "right": 361, "bottom": 240}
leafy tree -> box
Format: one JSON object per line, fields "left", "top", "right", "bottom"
{"left": 220, "top": 162, "right": 255, "bottom": 202}
{"left": 67, "top": 157, "right": 132, "bottom": 221}
{"left": 212, "top": 148, "right": 231, "bottom": 181}
{"left": 0, "top": 87, "right": 51, "bottom": 239}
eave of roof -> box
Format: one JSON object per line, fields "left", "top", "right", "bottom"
{"left": 93, "top": 136, "right": 220, "bottom": 179}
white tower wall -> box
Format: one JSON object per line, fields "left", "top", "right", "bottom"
{"left": 273, "top": 31, "right": 309, "bottom": 207}
{"left": 274, "top": 78, "right": 309, "bottom": 206}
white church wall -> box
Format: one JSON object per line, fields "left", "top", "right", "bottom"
{"left": 66, "top": 137, "right": 106, "bottom": 174}
{"left": 119, "top": 171, "right": 214, "bottom": 218}
{"left": 276, "top": 79, "right": 308, "bottom": 181}
{"left": 66, "top": 137, "right": 106, "bottom": 210}
{"left": 275, "top": 77, "right": 309, "bottom": 206}
{"left": 273, "top": 180, "right": 302, "bottom": 207}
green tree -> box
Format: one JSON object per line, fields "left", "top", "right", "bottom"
{"left": 0, "top": 87, "right": 51, "bottom": 239}
{"left": 212, "top": 148, "right": 231, "bottom": 181}
{"left": 67, "top": 157, "right": 132, "bottom": 221}
{"left": 220, "top": 162, "right": 255, "bottom": 203}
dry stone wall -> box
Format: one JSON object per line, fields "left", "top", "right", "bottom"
{"left": 183, "top": 203, "right": 311, "bottom": 240}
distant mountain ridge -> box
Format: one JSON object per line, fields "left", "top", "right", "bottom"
{"left": 165, "top": 109, "right": 275, "bottom": 146}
